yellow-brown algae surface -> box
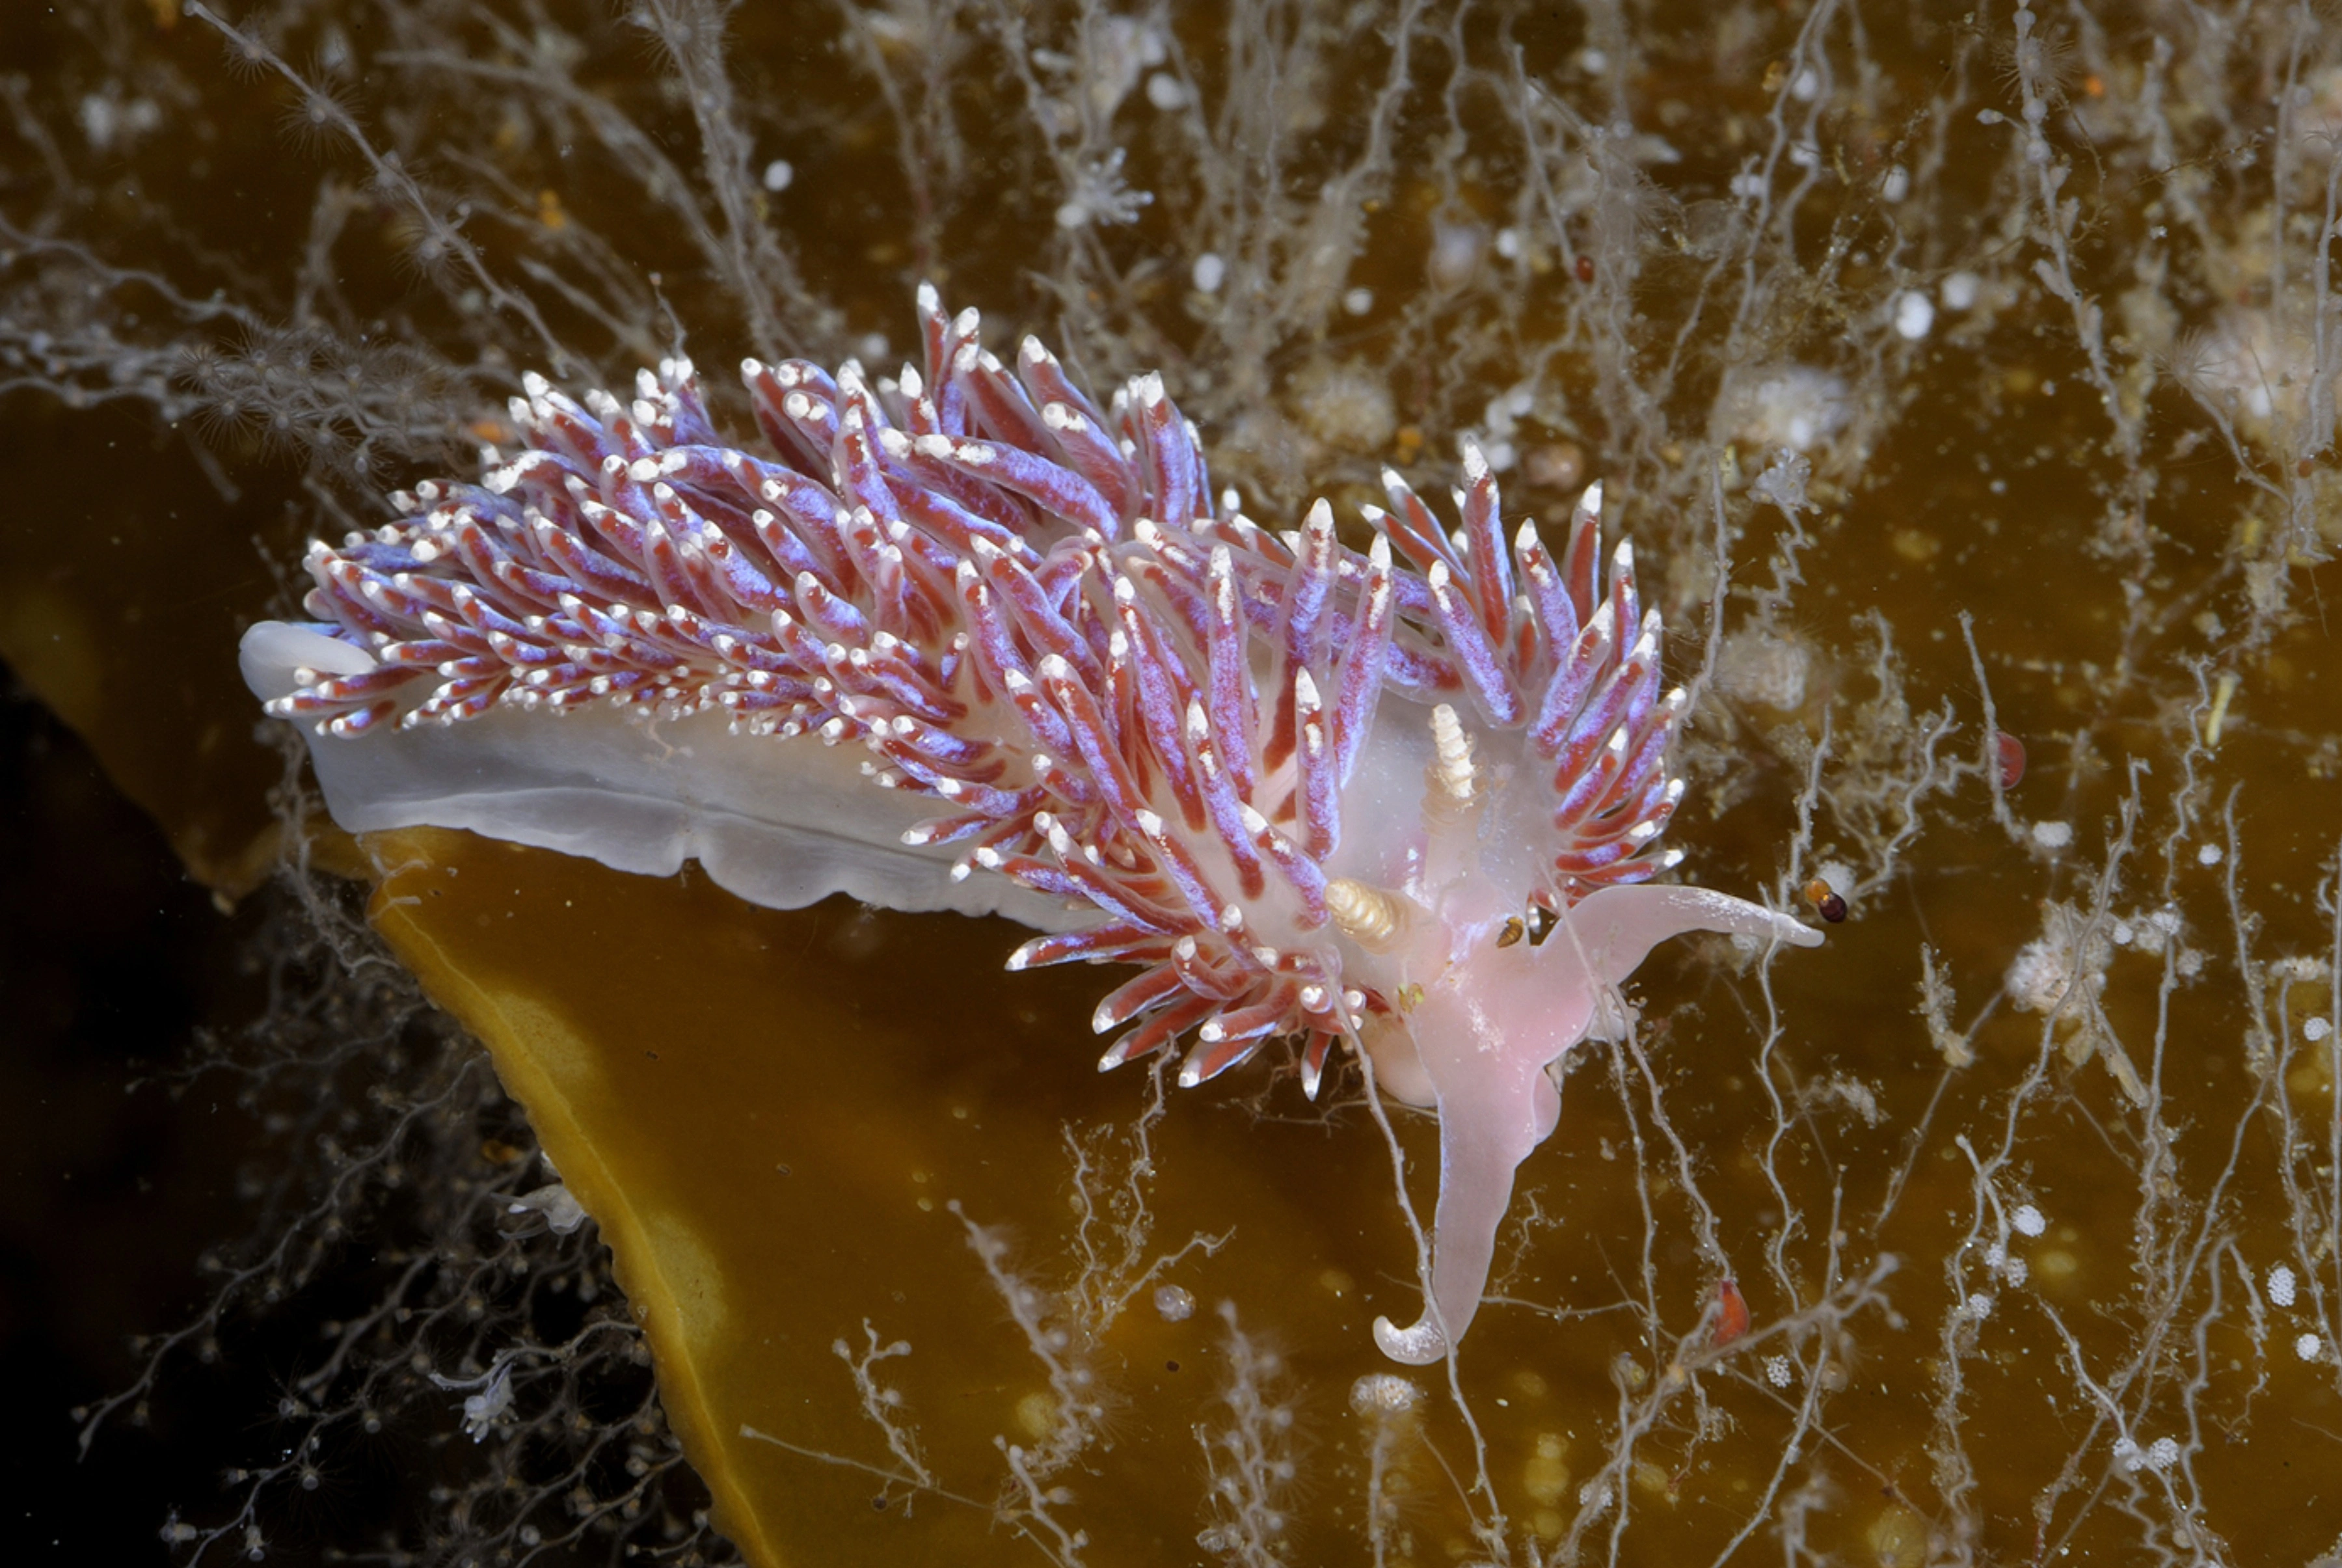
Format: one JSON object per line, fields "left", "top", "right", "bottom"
{"left": 0, "top": 399, "right": 303, "bottom": 893}
{"left": 360, "top": 825, "right": 1430, "bottom": 1566}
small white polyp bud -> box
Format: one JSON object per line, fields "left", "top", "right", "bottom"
{"left": 1349, "top": 1372, "right": 1421, "bottom": 1418}
{"left": 2269, "top": 1265, "right": 2298, "bottom": 1306}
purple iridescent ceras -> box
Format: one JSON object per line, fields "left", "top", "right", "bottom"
{"left": 240, "top": 286, "right": 1820, "bottom": 1364}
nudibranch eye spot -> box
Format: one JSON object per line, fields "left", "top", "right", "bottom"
{"left": 241, "top": 289, "right": 1823, "bottom": 1365}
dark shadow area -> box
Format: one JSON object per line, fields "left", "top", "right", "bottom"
{"left": 0, "top": 662, "right": 262, "bottom": 1562}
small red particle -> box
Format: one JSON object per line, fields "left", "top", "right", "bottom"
{"left": 1574, "top": 254, "right": 1596, "bottom": 284}
{"left": 1995, "top": 731, "right": 2026, "bottom": 791}
{"left": 1714, "top": 1278, "right": 1750, "bottom": 1345}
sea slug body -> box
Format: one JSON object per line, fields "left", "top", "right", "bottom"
{"left": 240, "top": 287, "right": 1822, "bottom": 1364}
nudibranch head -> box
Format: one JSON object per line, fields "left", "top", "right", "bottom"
{"left": 242, "top": 288, "right": 1822, "bottom": 1366}
{"left": 1312, "top": 696, "right": 1822, "bottom": 1364}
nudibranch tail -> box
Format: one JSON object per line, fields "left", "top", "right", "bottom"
{"left": 244, "top": 288, "right": 1824, "bottom": 1363}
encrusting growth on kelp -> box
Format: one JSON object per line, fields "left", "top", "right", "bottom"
{"left": 240, "top": 286, "right": 1822, "bottom": 1364}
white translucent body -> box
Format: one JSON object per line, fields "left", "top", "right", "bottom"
{"left": 241, "top": 621, "right": 1084, "bottom": 930}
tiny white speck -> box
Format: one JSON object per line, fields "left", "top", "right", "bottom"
{"left": 1881, "top": 163, "right": 1910, "bottom": 202}
{"left": 1576, "top": 47, "right": 1607, "bottom": 72}
{"left": 2197, "top": 843, "right": 2224, "bottom": 866}
{"left": 2269, "top": 1264, "right": 2298, "bottom": 1307}
{"left": 2012, "top": 1204, "right": 2046, "bottom": 1237}
{"left": 857, "top": 332, "right": 889, "bottom": 362}
{"left": 2305, "top": 1017, "right": 2333, "bottom": 1043}
{"left": 2031, "top": 820, "right": 2073, "bottom": 850}
{"left": 1144, "top": 70, "right": 1186, "bottom": 110}
{"left": 1941, "top": 270, "right": 1981, "bottom": 310}
{"left": 1191, "top": 252, "right": 1226, "bottom": 293}
{"left": 2296, "top": 1332, "right": 2322, "bottom": 1362}
{"left": 760, "top": 159, "right": 794, "bottom": 192}
{"left": 1892, "top": 290, "right": 1934, "bottom": 340}
{"left": 1494, "top": 226, "right": 1522, "bottom": 260}
{"left": 2144, "top": 1437, "right": 2180, "bottom": 1472}
{"left": 1729, "top": 171, "right": 1766, "bottom": 199}
{"left": 1342, "top": 286, "right": 1375, "bottom": 316}
{"left": 1764, "top": 1355, "right": 1792, "bottom": 1388}
{"left": 1791, "top": 66, "right": 1822, "bottom": 102}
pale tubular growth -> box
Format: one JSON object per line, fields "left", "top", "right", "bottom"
{"left": 241, "top": 293, "right": 1821, "bottom": 1364}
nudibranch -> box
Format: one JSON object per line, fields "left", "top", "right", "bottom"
{"left": 240, "top": 288, "right": 1820, "bottom": 1364}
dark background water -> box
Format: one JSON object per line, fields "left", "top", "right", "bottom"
{"left": 1, "top": 671, "right": 256, "bottom": 1561}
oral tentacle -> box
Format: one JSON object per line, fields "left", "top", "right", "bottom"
{"left": 1372, "top": 984, "right": 1567, "bottom": 1366}
{"left": 1546, "top": 882, "right": 1824, "bottom": 990}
